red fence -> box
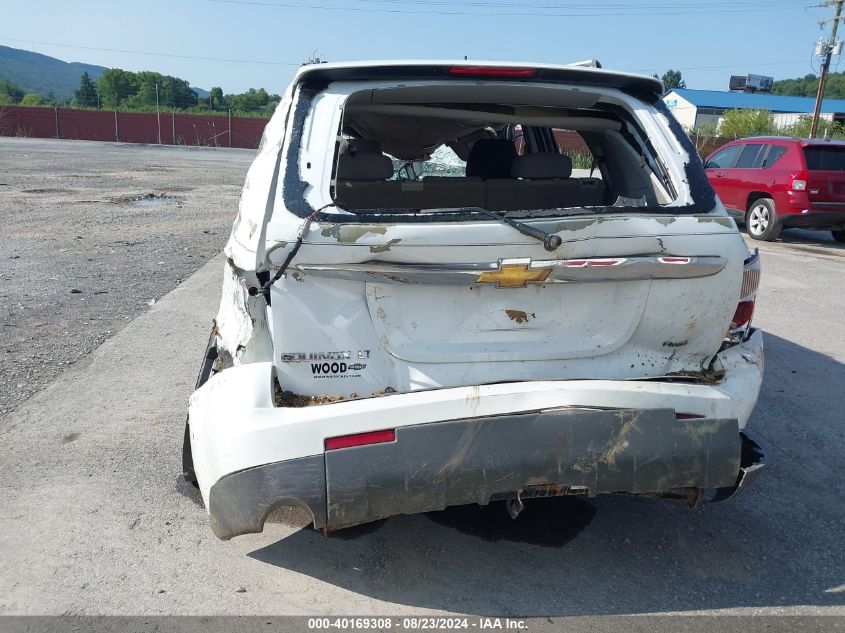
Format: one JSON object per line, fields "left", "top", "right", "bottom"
{"left": 3, "top": 107, "right": 712, "bottom": 158}
{"left": 0, "top": 106, "right": 269, "bottom": 149}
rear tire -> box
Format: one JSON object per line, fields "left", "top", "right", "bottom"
{"left": 182, "top": 417, "right": 198, "bottom": 487}
{"left": 832, "top": 229, "right": 845, "bottom": 243}
{"left": 182, "top": 332, "right": 220, "bottom": 488}
{"left": 746, "top": 198, "right": 781, "bottom": 241}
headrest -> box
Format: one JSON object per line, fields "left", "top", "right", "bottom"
{"left": 511, "top": 153, "right": 573, "bottom": 179}
{"left": 466, "top": 139, "right": 518, "bottom": 179}
{"left": 340, "top": 138, "right": 384, "bottom": 156}
{"left": 336, "top": 138, "right": 394, "bottom": 181}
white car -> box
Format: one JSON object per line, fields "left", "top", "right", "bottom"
{"left": 184, "top": 60, "right": 765, "bottom": 540}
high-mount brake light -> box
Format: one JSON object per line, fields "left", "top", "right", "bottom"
{"left": 726, "top": 249, "right": 761, "bottom": 344}
{"left": 325, "top": 429, "right": 396, "bottom": 451}
{"left": 448, "top": 66, "right": 536, "bottom": 78}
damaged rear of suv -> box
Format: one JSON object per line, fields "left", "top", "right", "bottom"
{"left": 184, "top": 60, "right": 765, "bottom": 540}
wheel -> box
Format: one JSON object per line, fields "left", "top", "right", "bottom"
{"left": 182, "top": 417, "right": 198, "bottom": 487}
{"left": 745, "top": 198, "right": 781, "bottom": 241}
{"left": 832, "top": 229, "right": 845, "bottom": 243}
{"left": 182, "top": 332, "right": 220, "bottom": 488}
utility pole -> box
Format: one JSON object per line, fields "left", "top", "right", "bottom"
{"left": 155, "top": 82, "right": 162, "bottom": 145}
{"left": 810, "top": 0, "right": 845, "bottom": 138}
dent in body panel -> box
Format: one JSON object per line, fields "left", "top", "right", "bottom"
{"left": 322, "top": 408, "right": 742, "bottom": 530}
{"left": 225, "top": 86, "right": 295, "bottom": 272}
{"left": 369, "top": 238, "right": 402, "bottom": 253}
{"left": 213, "top": 261, "right": 273, "bottom": 365}
{"left": 320, "top": 223, "right": 388, "bottom": 242}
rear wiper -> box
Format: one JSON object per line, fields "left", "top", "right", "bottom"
{"left": 346, "top": 206, "right": 563, "bottom": 251}
{"left": 465, "top": 207, "right": 563, "bottom": 252}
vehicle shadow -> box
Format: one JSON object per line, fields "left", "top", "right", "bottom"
{"left": 248, "top": 332, "right": 845, "bottom": 616}
{"left": 742, "top": 225, "right": 845, "bottom": 254}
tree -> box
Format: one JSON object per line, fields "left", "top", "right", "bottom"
{"left": 74, "top": 72, "right": 98, "bottom": 107}
{"left": 209, "top": 86, "right": 225, "bottom": 110}
{"left": 20, "top": 93, "right": 47, "bottom": 106}
{"left": 159, "top": 75, "right": 197, "bottom": 109}
{"left": 0, "top": 78, "right": 24, "bottom": 104}
{"left": 225, "top": 87, "right": 281, "bottom": 113}
{"left": 719, "top": 109, "right": 777, "bottom": 138}
{"left": 782, "top": 114, "right": 845, "bottom": 139}
{"left": 771, "top": 71, "right": 845, "bottom": 99}
{"left": 96, "top": 69, "right": 139, "bottom": 108}
{"left": 120, "top": 71, "right": 197, "bottom": 110}
{"left": 661, "top": 69, "right": 686, "bottom": 90}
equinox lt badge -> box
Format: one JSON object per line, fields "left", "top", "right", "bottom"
{"left": 280, "top": 350, "right": 370, "bottom": 362}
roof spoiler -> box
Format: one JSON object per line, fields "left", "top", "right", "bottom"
{"left": 295, "top": 62, "right": 662, "bottom": 101}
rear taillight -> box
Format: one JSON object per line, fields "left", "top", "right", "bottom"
{"left": 448, "top": 66, "right": 536, "bottom": 78}
{"left": 325, "top": 429, "right": 395, "bottom": 451}
{"left": 791, "top": 173, "right": 808, "bottom": 191}
{"left": 726, "top": 249, "right": 760, "bottom": 344}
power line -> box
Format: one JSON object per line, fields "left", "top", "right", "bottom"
{"left": 350, "top": 0, "right": 805, "bottom": 7}
{"left": 366, "top": 0, "right": 799, "bottom": 3}
{"left": 0, "top": 35, "right": 811, "bottom": 77}
{"left": 0, "top": 36, "right": 301, "bottom": 66}
{"left": 206, "top": 0, "right": 806, "bottom": 17}
{"left": 630, "top": 60, "right": 808, "bottom": 72}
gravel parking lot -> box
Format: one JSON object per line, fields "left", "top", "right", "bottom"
{"left": 0, "top": 138, "right": 253, "bottom": 417}
{"left": 0, "top": 139, "right": 842, "bottom": 621}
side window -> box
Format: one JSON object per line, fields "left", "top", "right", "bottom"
{"left": 552, "top": 128, "right": 595, "bottom": 172}
{"left": 706, "top": 145, "right": 741, "bottom": 169}
{"left": 735, "top": 144, "right": 765, "bottom": 168}
{"left": 512, "top": 124, "right": 525, "bottom": 155}
{"left": 762, "top": 146, "right": 787, "bottom": 168}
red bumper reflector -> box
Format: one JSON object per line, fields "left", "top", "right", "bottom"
{"left": 325, "top": 429, "right": 396, "bottom": 451}
{"left": 448, "top": 66, "right": 536, "bottom": 78}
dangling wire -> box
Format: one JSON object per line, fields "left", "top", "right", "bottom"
{"left": 258, "top": 204, "right": 334, "bottom": 297}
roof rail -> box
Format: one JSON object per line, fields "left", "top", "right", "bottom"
{"left": 568, "top": 59, "right": 602, "bottom": 69}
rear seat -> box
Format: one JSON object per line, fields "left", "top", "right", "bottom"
{"left": 333, "top": 139, "right": 605, "bottom": 211}
{"left": 334, "top": 139, "right": 487, "bottom": 210}
{"left": 485, "top": 153, "right": 606, "bottom": 211}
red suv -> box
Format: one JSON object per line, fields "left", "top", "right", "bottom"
{"left": 704, "top": 137, "right": 845, "bottom": 242}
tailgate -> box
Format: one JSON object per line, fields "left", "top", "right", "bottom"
{"left": 269, "top": 214, "right": 746, "bottom": 398}
{"left": 804, "top": 145, "right": 845, "bottom": 202}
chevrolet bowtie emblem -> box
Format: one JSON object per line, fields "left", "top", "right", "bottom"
{"left": 477, "top": 262, "right": 552, "bottom": 288}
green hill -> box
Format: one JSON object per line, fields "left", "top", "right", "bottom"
{"left": 0, "top": 45, "right": 106, "bottom": 100}
{"left": 0, "top": 45, "right": 209, "bottom": 102}
{"left": 772, "top": 71, "right": 845, "bottom": 99}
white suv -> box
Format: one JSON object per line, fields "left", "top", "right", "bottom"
{"left": 184, "top": 60, "right": 765, "bottom": 540}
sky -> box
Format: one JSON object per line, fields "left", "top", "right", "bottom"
{"left": 0, "top": 0, "right": 839, "bottom": 94}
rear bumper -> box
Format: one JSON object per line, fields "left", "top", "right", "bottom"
{"left": 189, "top": 331, "right": 765, "bottom": 539}
{"left": 781, "top": 207, "right": 845, "bottom": 229}
{"left": 208, "top": 412, "right": 764, "bottom": 540}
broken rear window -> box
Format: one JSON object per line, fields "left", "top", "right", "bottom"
{"left": 282, "top": 80, "right": 713, "bottom": 220}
